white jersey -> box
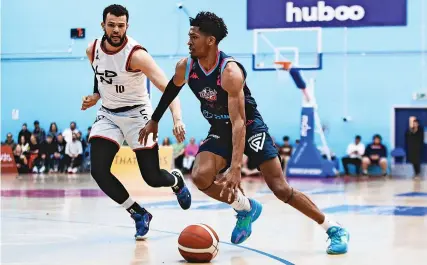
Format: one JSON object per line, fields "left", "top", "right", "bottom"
{"left": 91, "top": 36, "right": 151, "bottom": 109}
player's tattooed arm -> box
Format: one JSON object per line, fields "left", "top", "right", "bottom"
{"left": 130, "top": 49, "right": 183, "bottom": 124}
{"left": 81, "top": 42, "right": 100, "bottom": 110}
{"left": 215, "top": 62, "right": 246, "bottom": 199}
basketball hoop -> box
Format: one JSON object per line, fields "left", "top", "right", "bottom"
{"left": 274, "top": 61, "right": 292, "bottom": 71}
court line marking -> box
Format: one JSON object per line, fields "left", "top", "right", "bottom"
{"left": 0, "top": 233, "right": 77, "bottom": 246}
{"left": 3, "top": 215, "right": 295, "bottom": 265}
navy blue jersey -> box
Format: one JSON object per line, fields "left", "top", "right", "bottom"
{"left": 184, "top": 51, "right": 263, "bottom": 128}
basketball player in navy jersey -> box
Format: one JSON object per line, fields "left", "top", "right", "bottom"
{"left": 140, "top": 12, "right": 349, "bottom": 254}
{"left": 80, "top": 4, "right": 191, "bottom": 240}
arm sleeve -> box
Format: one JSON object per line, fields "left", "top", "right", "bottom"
{"left": 151, "top": 77, "right": 184, "bottom": 122}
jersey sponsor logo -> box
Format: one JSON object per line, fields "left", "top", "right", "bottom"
{"left": 190, "top": 72, "right": 199, "bottom": 79}
{"left": 95, "top": 65, "right": 118, "bottom": 85}
{"left": 202, "top": 110, "right": 229, "bottom": 120}
{"left": 95, "top": 49, "right": 100, "bottom": 60}
{"left": 248, "top": 132, "right": 266, "bottom": 152}
{"left": 301, "top": 115, "right": 311, "bottom": 137}
{"left": 286, "top": 1, "right": 365, "bottom": 23}
{"left": 208, "top": 134, "right": 220, "bottom": 139}
{"left": 199, "top": 87, "right": 217, "bottom": 102}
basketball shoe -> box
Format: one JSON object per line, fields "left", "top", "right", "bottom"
{"left": 171, "top": 169, "right": 192, "bottom": 210}
{"left": 131, "top": 211, "right": 153, "bottom": 240}
{"left": 326, "top": 226, "right": 350, "bottom": 254}
{"left": 231, "top": 198, "right": 263, "bottom": 244}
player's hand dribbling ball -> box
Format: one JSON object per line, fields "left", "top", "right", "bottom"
{"left": 178, "top": 224, "right": 219, "bottom": 263}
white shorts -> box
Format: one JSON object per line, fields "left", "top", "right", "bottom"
{"left": 89, "top": 105, "right": 156, "bottom": 150}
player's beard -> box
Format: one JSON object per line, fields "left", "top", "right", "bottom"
{"left": 103, "top": 32, "right": 126, "bottom": 47}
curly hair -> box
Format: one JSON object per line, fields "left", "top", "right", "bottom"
{"left": 189, "top": 11, "right": 228, "bottom": 44}
{"left": 103, "top": 4, "right": 129, "bottom": 22}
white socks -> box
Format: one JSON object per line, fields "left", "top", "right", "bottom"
{"left": 320, "top": 216, "right": 340, "bottom": 231}
{"left": 230, "top": 190, "right": 251, "bottom": 211}
{"left": 121, "top": 197, "right": 135, "bottom": 209}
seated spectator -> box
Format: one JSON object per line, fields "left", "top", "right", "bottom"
{"left": 32, "top": 151, "right": 48, "bottom": 174}
{"left": 279, "top": 136, "right": 293, "bottom": 170}
{"left": 18, "top": 135, "right": 30, "bottom": 155}
{"left": 362, "top": 134, "right": 388, "bottom": 176}
{"left": 13, "top": 145, "right": 29, "bottom": 174}
{"left": 27, "top": 134, "right": 40, "bottom": 169}
{"left": 182, "top": 137, "right": 199, "bottom": 173}
{"left": 18, "top": 123, "right": 31, "bottom": 143}
{"left": 65, "top": 133, "right": 83, "bottom": 173}
{"left": 52, "top": 133, "right": 67, "bottom": 172}
{"left": 341, "top": 135, "right": 365, "bottom": 176}
{"left": 2, "top": 133, "right": 16, "bottom": 149}
{"left": 32, "top": 120, "right": 46, "bottom": 144}
{"left": 48, "top": 122, "right": 59, "bottom": 142}
{"left": 63, "top": 121, "right": 79, "bottom": 144}
{"left": 29, "top": 135, "right": 40, "bottom": 154}
{"left": 40, "top": 134, "right": 58, "bottom": 172}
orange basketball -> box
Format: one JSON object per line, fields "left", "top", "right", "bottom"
{"left": 178, "top": 224, "right": 219, "bottom": 263}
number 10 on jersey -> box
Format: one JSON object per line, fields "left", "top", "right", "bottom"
{"left": 115, "top": 85, "right": 125, "bottom": 93}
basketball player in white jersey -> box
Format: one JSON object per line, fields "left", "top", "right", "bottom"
{"left": 80, "top": 4, "right": 191, "bottom": 240}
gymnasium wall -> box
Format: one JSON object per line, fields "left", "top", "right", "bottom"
{"left": 1, "top": 0, "right": 426, "bottom": 157}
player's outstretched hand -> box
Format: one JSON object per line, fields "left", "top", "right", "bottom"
{"left": 81, "top": 94, "right": 100, "bottom": 110}
{"left": 139, "top": 120, "right": 158, "bottom": 146}
{"left": 173, "top": 119, "right": 186, "bottom": 143}
{"left": 215, "top": 167, "right": 242, "bottom": 202}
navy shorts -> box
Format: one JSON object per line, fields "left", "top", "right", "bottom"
{"left": 197, "top": 118, "right": 279, "bottom": 171}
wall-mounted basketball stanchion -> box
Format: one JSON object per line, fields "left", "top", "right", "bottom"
{"left": 275, "top": 62, "right": 338, "bottom": 178}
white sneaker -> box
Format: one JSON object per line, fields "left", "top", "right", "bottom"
{"left": 67, "top": 167, "right": 72, "bottom": 173}
{"left": 39, "top": 166, "right": 45, "bottom": 173}
{"left": 33, "top": 167, "right": 38, "bottom": 173}
{"left": 72, "top": 167, "right": 78, "bottom": 173}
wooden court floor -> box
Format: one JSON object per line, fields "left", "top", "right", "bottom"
{"left": 1, "top": 173, "right": 427, "bottom": 265}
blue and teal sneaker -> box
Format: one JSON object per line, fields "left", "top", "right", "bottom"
{"left": 171, "top": 169, "right": 191, "bottom": 210}
{"left": 131, "top": 211, "right": 153, "bottom": 240}
{"left": 326, "top": 226, "right": 350, "bottom": 254}
{"left": 231, "top": 198, "right": 263, "bottom": 244}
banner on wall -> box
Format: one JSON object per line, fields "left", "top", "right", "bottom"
{"left": 1, "top": 145, "right": 18, "bottom": 174}
{"left": 111, "top": 146, "right": 173, "bottom": 177}
{"left": 247, "top": 0, "right": 407, "bottom": 29}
